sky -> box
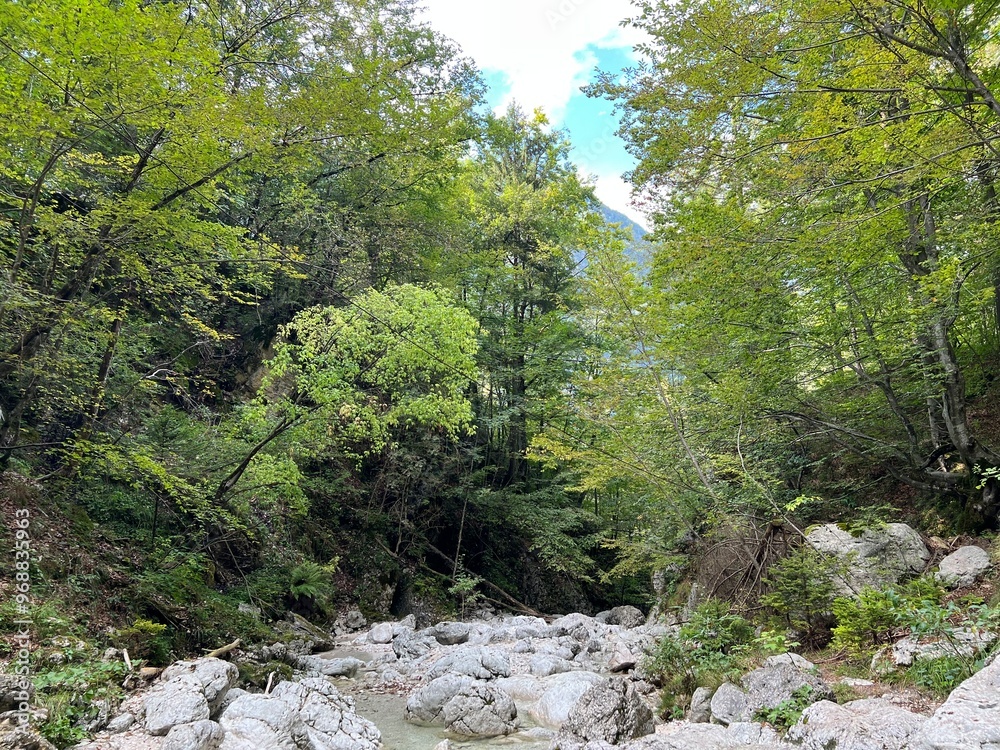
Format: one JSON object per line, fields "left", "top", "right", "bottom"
{"left": 418, "top": 0, "right": 647, "bottom": 225}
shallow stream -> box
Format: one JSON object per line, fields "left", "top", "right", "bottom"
{"left": 331, "top": 678, "right": 550, "bottom": 750}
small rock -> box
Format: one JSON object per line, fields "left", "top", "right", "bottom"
{"left": 294, "top": 655, "right": 365, "bottom": 678}
{"left": 689, "top": 686, "right": 713, "bottom": 723}
{"left": 607, "top": 643, "right": 638, "bottom": 673}
{"left": 0, "top": 673, "right": 33, "bottom": 712}
{"left": 343, "top": 610, "right": 367, "bottom": 631}
{"left": 368, "top": 623, "right": 394, "bottom": 644}
{"left": 709, "top": 682, "right": 749, "bottom": 726}
{"left": 107, "top": 713, "right": 137, "bottom": 733}
{"left": 0, "top": 724, "right": 56, "bottom": 750}
{"left": 392, "top": 630, "right": 437, "bottom": 660}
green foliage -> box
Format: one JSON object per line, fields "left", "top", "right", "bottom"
{"left": 753, "top": 630, "right": 800, "bottom": 657}
{"left": 762, "top": 547, "right": 839, "bottom": 647}
{"left": 237, "top": 660, "right": 294, "bottom": 691}
{"left": 753, "top": 685, "right": 820, "bottom": 733}
{"left": 289, "top": 561, "right": 336, "bottom": 602}
{"left": 0, "top": 600, "right": 76, "bottom": 642}
{"left": 34, "top": 657, "right": 128, "bottom": 748}
{"left": 831, "top": 578, "right": 945, "bottom": 654}
{"left": 645, "top": 599, "right": 757, "bottom": 717}
{"left": 448, "top": 571, "right": 484, "bottom": 620}
{"left": 111, "top": 619, "right": 171, "bottom": 666}
{"left": 907, "top": 655, "right": 971, "bottom": 696}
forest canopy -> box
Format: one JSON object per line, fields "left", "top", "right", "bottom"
{"left": 3, "top": 0, "right": 1000, "bottom": 635}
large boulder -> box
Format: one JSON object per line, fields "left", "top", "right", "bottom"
{"left": 219, "top": 692, "right": 301, "bottom": 750}
{"left": 162, "top": 720, "right": 225, "bottom": 750}
{"left": 606, "top": 606, "right": 645, "bottom": 629}
{"left": 912, "top": 657, "right": 1000, "bottom": 749}
{"left": 0, "top": 724, "right": 57, "bottom": 750}
{"left": 425, "top": 646, "right": 510, "bottom": 681}
{"left": 219, "top": 678, "right": 379, "bottom": 750}
{"left": 935, "top": 545, "right": 992, "bottom": 588}
{"left": 431, "top": 622, "right": 471, "bottom": 646}
{"left": 392, "top": 631, "right": 437, "bottom": 661}
{"left": 144, "top": 657, "right": 240, "bottom": 736}
{"left": 441, "top": 683, "right": 517, "bottom": 738}
{"left": 272, "top": 679, "right": 380, "bottom": 750}
{"left": 710, "top": 656, "right": 831, "bottom": 725}
{"left": 528, "top": 671, "right": 605, "bottom": 729}
{"left": 404, "top": 674, "right": 474, "bottom": 726}
{"left": 890, "top": 628, "right": 996, "bottom": 667}
{"left": 145, "top": 683, "right": 211, "bottom": 737}
{"left": 292, "top": 655, "right": 364, "bottom": 678}
{"left": 557, "top": 677, "right": 654, "bottom": 745}
{"left": 495, "top": 675, "right": 545, "bottom": 703}
{"left": 806, "top": 523, "right": 929, "bottom": 594}
{"left": 786, "top": 699, "right": 926, "bottom": 750}
{"left": 620, "top": 722, "right": 782, "bottom": 750}
{"left": 159, "top": 660, "right": 238, "bottom": 714}
{"left": 529, "top": 655, "right": 575, "bottom": 677}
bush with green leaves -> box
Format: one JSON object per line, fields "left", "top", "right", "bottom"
{"left": 753, "top": 685, "right": 821, "bottom": 732}
{"left": 34, "top": 657, "right": 128, "bottom": 748}
{"left": 906, "top": 655, "right": 970, "bottom": 696}
{"left": 762, "top": 546, "right": 839, "bottom": 647}
{"left": 645, "top": 599, "right": 757, "bottom": 718}
{"left": 110, "top": 618, "right": 171, "bottom": 665}
{"left": 831, "top": 577, "right": 944, "bottom": 654}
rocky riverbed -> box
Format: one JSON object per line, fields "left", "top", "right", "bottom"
{"left": 4, "top": 600, "right": 998, "bottom": 750}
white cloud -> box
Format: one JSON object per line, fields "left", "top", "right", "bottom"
{"left": 588, "top": 170, "right": 637, "bottom": 218}
{"left": 419, "top": 0, "right": 645, "bottom": 121}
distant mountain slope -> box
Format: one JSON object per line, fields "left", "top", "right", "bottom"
{"left": 598, "top": 203, "right": 649, "bottom": 243}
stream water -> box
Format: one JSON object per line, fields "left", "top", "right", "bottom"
{"left": 330, "top": 678, "right": 551, "bottom": 750}
{"left": 323, "top": 645, "right": 551, "bottom": 750}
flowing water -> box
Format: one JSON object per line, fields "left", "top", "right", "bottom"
{"left": 330, "top": 677, "right": 551, "bottom": 750}
{"left": 322, "top": 644, "right": 551, "bottom": 750}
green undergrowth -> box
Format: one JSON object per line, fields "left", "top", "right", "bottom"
{"left": 646, "top": 599, "right": 800, "bottom": 719}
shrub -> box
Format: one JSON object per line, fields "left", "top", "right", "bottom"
{"left": 645, "top": 599, "right": 757, "bottom": 718}
{"left": 289, "top": 561, "right": 333, "bottom": 601}
{"left": 831, "top": 578, "right": 944, "bottom": 654}
{"left": 34, "top": 657, "right": 128, "bottom": 748}
{"left": 907, "top": 655, "right": 970, "bottom": 696}
{"left": 753, "top": 684, "right": 820, "bottom": 732}
{"left": 762, "top": 547, "right": 839, "bottom": 647}
{"left": 111, "top": 618, "right": 171, "bottom": 665}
